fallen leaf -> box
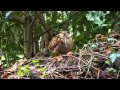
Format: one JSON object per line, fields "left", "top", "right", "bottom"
{"left": 96, "top": 34, "right": 102, "bottom": 39}
{"left": 115, "top": 41, "right": 120, "bottom": 46}
{"left": 1, "top": 72, "right": 9, "bottom": 79}
{"left": 113, "top": 34, "right": 120, "bottom": 40}
{"left": 6, "top": 63, "right": 18, "bottom": 72}
{"left": 0, "top": 66, "right": 3, "bottom": 71}
{"left": 109, "top": 53, "right": 117, "bottom": 63}
{"left": 53, "top": 55, "right": 64, "bottom": 61}
{"left": 67, "top": 51, "right": 74, "bottom": 56}
{"left": 106, "top": 49, "right": 111, "bottom": 55}
{"left": 8, "top": 75, "right": 18, "bottom": 79}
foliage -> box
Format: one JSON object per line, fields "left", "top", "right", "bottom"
{"left": 107, "top": 37, "right": 116, "bottom": 44}
{"left": 0, "top": 11, "right": 119, "bottom": 68}
{"left": 109, "top": 53, "right": 120, "bottom": 63}
{"left": 32, "top": 59, "right": 40, "bottom": 67}
{"left": 91, "top": 43, "right": 98, "bottom": 49}
{"left": 17, "top": 59, "right": 46, "bottom": 78}
{"left": 107, "top": 67, "right": 117, "bottom": 73}
{"left": 32, "top": 59, "right": 46, "bottom": 78}
{"left": 105, "top": 59, "right": 111, "bottom": 65}
{"left": 17, "top": 65, "right": 29, "bottom": 77}
{"left": 39, "top": 67, "right": 46, "bottom": 78}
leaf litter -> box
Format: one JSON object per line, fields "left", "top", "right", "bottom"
{"left": 1, "top": 32, "right": 120, "bottom": 79}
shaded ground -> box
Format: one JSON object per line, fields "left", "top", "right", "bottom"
{"left": 1, "top": 33, "right": 120, "bottom": 79}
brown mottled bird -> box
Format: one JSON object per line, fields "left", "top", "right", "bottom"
{"left": 48, "top": 31, "right": 73, "bottom": 55}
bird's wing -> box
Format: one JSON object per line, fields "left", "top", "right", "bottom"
{"left": 48, "top": 35, "right": 61, "bottom": 50}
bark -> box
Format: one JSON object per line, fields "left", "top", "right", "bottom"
{"left": 33, "top": 19, "right": 39, "bottom": 55}
{"left": 24, "top": 15, "right": 32, "bottom": 59}
{"left": 38, "top": 12, "right": 50, "bottom": 56}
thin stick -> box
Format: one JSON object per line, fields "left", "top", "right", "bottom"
{"left": 116, "top": 70, "right": 120, "bottom": 79}
{"left": 85, "top": 55, "right": 94, "bottom": 78}
{"left": 97, "top": 70, "right": 100, "bottom": 79}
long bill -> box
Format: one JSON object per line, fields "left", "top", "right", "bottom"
{"left": 64, "top": 36, "right": 67, "bottom": 47}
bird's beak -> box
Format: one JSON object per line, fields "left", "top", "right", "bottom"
{"left": 64, "top": 36, "right": 67, "bottom": 47}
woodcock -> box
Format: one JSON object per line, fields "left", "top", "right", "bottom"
{"left": 48, "top": 31, "right": 73, "bottom": 54}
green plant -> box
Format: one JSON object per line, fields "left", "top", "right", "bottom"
{"left": 91, "top": 44, "right": 97, "bottom": 48}
{"left": 107, "top": 67, "right": 117, "bottom": 73}
{"left": 107, "top": 37, "right": 116, "bottom": 44}
{"left": 32, "top": 59, "right": 46, "bottom": 78}
{"left": 17, "top": 65, "right": 29, "bottom": 77}
{"left": 105, "top": 59, "right": 111, "bottom": 65}
{"left": 32, "top": 59, "right": 40, "bottom": 67}
{"left": 17, "top": 67, "right": 22, "bottom": 77}
{"left": 109, "top": 53, "right": 120, "bottom": 63}
{"left": 23, "top": 65, "right": 29, "bottom": 76}
{"left": 39, "top": 67, "right": 46, "bottom": 78}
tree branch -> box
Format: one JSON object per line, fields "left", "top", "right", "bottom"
{"left": 34, "top": 11, "right": 80, "bottom": 40}
{"left": 30, "top": 11, "right": 43, "bottom": 27}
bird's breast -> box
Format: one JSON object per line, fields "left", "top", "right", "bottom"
{"left": 54, "top": 42, "right": 72, "bottom": 54}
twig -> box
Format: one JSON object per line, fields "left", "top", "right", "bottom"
{"left": 97, "top": 70, "right": 100, "bottom": 79}
{"left": 30, "top": 11, "right": 43, "bottom": 28}
{"left": 85, "top": 55, "right": 94, "bottom": 78}
{"left": 116, "top": 70, "right": 120, "bottom": 79}
{"left": 34, "top": 11, "right": 80, "bottom": 40}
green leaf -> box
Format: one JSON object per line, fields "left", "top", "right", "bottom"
{"left": 76, "top": 31, "right": 80, "bottom": 36}
{"left": 108, "top": 37, "right": 115, "bottom": 44}
{"left": 24, "top": 65, "right": 28, "bottom": 69}
{"left": 105, "top": 60, "right": 111, "bottom": 65}
{"left": 116, "top": 54, "right": 120, "bottom": 57}
{"left": 86, "top": 11, "right": 106, "bottom": 26}
{"left": 33, "top": 59, "right": 39, "bottom": 62}
{"left": 32, "top": 59, "right": 40, "bottom": 66}
{"left": 24, "top": 68, "right": 29, "bottom": 76}
{"left": 109, "top": 53, "right": 117, "bottom": 63}
{"left": 42, "top": 71, "right": 46, "bottom": 78}
{"left": 32, "top": 59, "right": 39, "bottom": 63}
{"left": 108, "top": 29, "right": 112, "bottom": 34}
{"left": 107, "top": 68, "right": 117, "bottom": 73}
{"left": 111, "top": 48, "right": 115, "bottom": 53}
{"left": 107, "top": 68, "right": 112, "bottom": 71}
{"left": 35, "top": 63, "right": 39, "bottom": 67}
{"left": 20, "top": 65, "right": 29, "bottom": 76}
{"left": 91, "top": 43, "right": 97, "bottom": 48}
{"left": 39, "top": 67, "right": 45, "bottom": 72}
{"left": 17, "top": 70, "right": 22, "bottom": 77}
{"left": 113, "top": 69, "right": 117, "bottom": 73}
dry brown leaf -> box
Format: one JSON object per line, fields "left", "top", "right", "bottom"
{"left": 113, "top": 34, "right": 120, "bottom": 40}
{"left": 0, "top": 66, "right": 3, "bottom": 71}
{"left": 53, "top": 55, "right": 64, "bottom": 61}
{"left": 115, "top": 41, "right": 120, "bottom": 46}
{"left": 67, "top": 51, "right": 74, "bottom": 56}
{"left": 1, "top": 72, "right": 9, "bottom": 79}
{"left": 6, "top": 63, "right": 18, "bottom": 72}
{"left": 96, "top": 34, "right": 102, "bottom": 39}
{"left": 7, "top": 75, "right": 18, "bottom": 79}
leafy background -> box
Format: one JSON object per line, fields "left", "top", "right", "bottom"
{"left": 0, "top": 11, "right": 119, "bottom": 68}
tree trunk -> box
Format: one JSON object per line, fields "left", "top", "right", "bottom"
{"left": 33, "top": 19, "right": 39, "bottom": 55}
{"left": 38, "top": 12, "right": 50, "bottom": 56}
{"left": 24, "top": 15, "right": 32, "bottom": 59}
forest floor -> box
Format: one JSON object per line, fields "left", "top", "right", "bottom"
{"left": 1, "top": 33, "right": 120, "bottom": 79}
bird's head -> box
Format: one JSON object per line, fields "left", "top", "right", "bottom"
{"left": 59, "top": 31, "right": 73, "bottom": 47}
